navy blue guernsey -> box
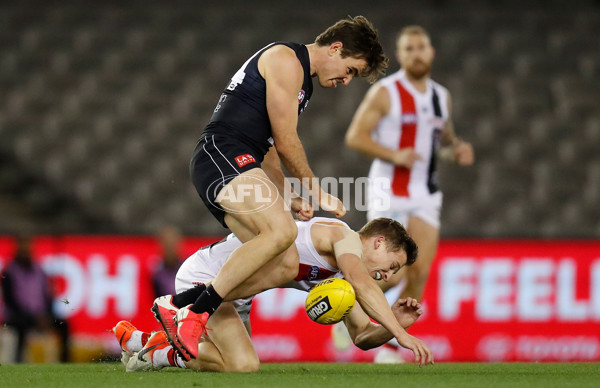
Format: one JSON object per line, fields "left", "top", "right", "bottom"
{"left": 203, "top": 42, "right": 313, "bottom": 159}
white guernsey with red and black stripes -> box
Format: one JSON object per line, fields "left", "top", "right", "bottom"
{"left": 174, "top": 217, "right": 346, "bottom": 322}
{"left": 368, "top": 69, "right": 449, "bottom": 203}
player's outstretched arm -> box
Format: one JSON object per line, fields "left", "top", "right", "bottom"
{"left": 331, "top": 227, "right": 433, "bottom": 366}
{"left": 343, "top": 297, "right": 423, "bottom": 350}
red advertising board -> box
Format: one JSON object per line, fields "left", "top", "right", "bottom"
{"left": 249, "top": 240, "right": 600, "bottom": 362}
{"left": 412, "top": 240, "right": 600, "bottom": 362}
{"left": 0, "top": 235, "right": 220, "bottom": 354}
{"left": 1, "top": 237, "right": 599, "bottom": 362}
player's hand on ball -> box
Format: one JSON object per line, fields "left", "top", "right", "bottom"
{"left": 397, "top": 331, "right": 434, "bottom": 367}
{"left": 392, "top": 297, "right": 424, "bottom": 329}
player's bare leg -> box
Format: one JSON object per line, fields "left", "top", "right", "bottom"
{"left": 214, "top": 168, "right": 299, "bottom": 299}
{"left": 126, "top": 304, "right": 255, "bottom": 373}
{"left": 185, "top": 303, "right": 259, "bottom": 372}
{"left": 223, "top": 245, "right": 299, "bottom": 301}
{"left": 401, "top": 216, "right": 439, "bottom": 300}
{"left": 175, "top": 169, "right": 299, "bottom": 359}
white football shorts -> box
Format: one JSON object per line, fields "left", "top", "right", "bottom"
{"left": 367, "top": 191, "right": 443, "bottom": 229}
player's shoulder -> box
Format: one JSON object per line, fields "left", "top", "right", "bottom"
{"left": 310, "top": 217, "right": 351, "bottom": 229}
{"left": 362, "top": 78, "right": 392, "bottom": 103}
{"left": 368, "top": 70, "right": 404, "bottom": 97}
{"left": 260, "top": 43, "right": 303, "bottom": 78}
{"left": 377, "top": 69, "right": 403, "bottom": 87}
{"left": 311, "top": 218, "right": 355, "bottom": 243}
{"left": 430, "top": 77, "right": 450, "bottom": 95}
{"left": 262, "top": 43, "right": 299, "bottom": 63}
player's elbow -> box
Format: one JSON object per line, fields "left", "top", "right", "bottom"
{"left": 353, "top": 335, "right": 375, "bottom": 351}
{"left": 356, "top": 343, "right": 372, "bottom": 351}
{"left": 344, "top": 131, "right": 360, "bottom": 150}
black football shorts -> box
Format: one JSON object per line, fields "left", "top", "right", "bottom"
{"left": 190, "top": 134, "right": 262, "bottom": 228}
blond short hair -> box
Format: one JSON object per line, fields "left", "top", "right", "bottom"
{"left": 358, "top": 218, "right": 418, "bottom": 266}
{"left": 397, "top": 25, "right": 431, "bottom": 43}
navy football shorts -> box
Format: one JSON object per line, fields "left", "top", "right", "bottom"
{"left": 190, "top": 134, "right": 262, "bottom": 228}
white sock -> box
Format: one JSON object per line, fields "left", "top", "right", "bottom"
{"left": 152, "top": 346, "right": 187, "bottom": 369}
{"left": 125, "top": 331, "right": 144, "bottom": 353}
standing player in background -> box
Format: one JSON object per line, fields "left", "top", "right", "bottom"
{"left": 176, "top": 16, "right": 389, "bottom": 360}
{"left": 344, "top": 25, "right": 474, "bottom": 362}
{"left": 152, "top": 225, "right": 183, "bottom": 298}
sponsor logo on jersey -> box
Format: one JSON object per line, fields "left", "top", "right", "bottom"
{"left": 298, "top": 89, "right": 305, "bottom": 103}
{"left": 429, "top": 117, "right": 446, "bottom": 128}
{"left": 307, "top": 265, "right": 320, "bottom": 281}
{"left": 307, "top": 296, "right": 332, "bottom": 320}
{"left": 235, "top": 154, "right": 256, "bottom": 167}
{"left": 401, "top": 114, "right": 418, "bottom": 124}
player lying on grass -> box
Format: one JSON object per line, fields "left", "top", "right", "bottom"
{"left": 114, "top": 217, "right": 434, "bottom": 370}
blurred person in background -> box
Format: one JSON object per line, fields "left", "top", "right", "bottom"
{"left": 152, "top": 225, "right": 184, "bottom": 298}
{"left": 173, "top": 15, "right": 389, "bottom": 359}
{"left": 344, "top": 25, "right": 474, "bottom": 362}
{"left": 0, "top": 234, "right": 70, "bottom": 362}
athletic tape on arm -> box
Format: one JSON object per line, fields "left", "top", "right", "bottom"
{"left": 333, "top": 229, "right": 363, "bottom": 259}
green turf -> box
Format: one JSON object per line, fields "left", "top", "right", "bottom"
{"left": 0, "top": 362, "right": 598, "bottom": 388}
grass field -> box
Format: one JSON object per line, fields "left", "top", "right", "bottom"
{"left": 1, "top": 362, "right": 598, "bottom": 388}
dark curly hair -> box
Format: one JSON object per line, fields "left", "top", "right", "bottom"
{"left": 358, "top": 218, "right": 418, "bottom": 266}
{"left": 315, "top": 15, "right": 389, "bottom": 83}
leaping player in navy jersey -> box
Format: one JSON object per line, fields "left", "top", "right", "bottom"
{"left": 175, "top": 16, "right": 393, "bottom": 362}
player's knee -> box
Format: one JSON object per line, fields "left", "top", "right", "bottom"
{"left": 268, "top": 220, "right": 297, "bottom": 253}
{"left": 280, "top": 250, "right": 299, "bottom": 281}
{"left": 240, "top": 357, "right": 260, "bottom": 372}
{"left": 228, "top": 356, "right": 260, "bottom": 372}
{"left": 407, "top": 266, "right": 431, "bottom": 284}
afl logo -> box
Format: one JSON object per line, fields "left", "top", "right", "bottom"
{"left": 298, "top": 89, "right": 306, "bottom": 103}
{"left": 308, "top": 265, "right": 320, "bottom": 281}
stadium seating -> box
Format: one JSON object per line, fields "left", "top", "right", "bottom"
{"left": 0, "top": 1, "right": 598, "bottom": 238}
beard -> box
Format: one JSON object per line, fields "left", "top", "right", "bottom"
{"left": 404, "top": 59, "right": 432, "bottom": 79}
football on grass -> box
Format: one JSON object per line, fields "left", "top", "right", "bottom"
{"left": 305, "top": 278, "right": 356, "bottom": 324}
